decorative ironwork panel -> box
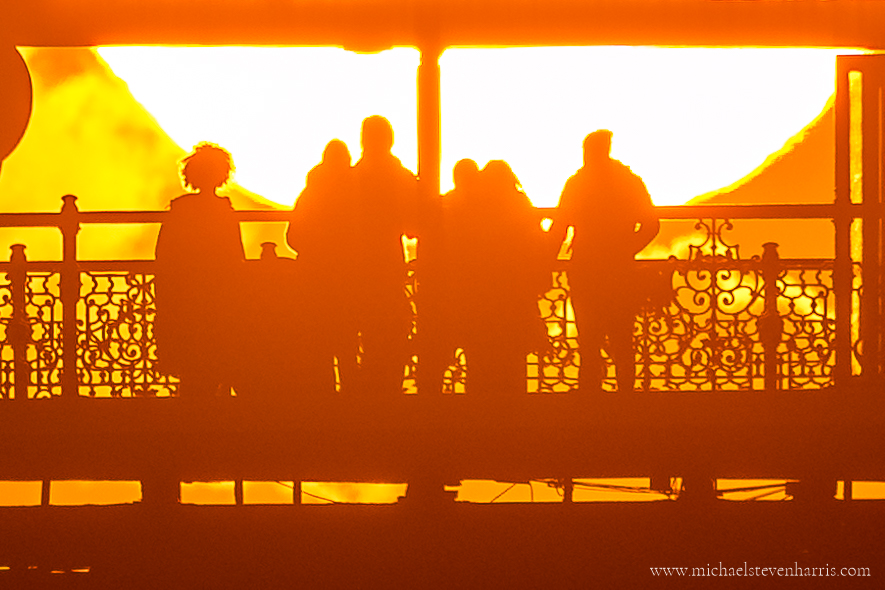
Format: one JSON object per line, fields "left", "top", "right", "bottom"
{"left": 442, "top": 347, "right": 467, "bottom": 394}
{"left": 78, "top": 271, "right": 178, "bottom": 397}
{"left": 533, "top": 270, "right": 580, "bottom": 393}
{"left": 640, "top": 256, "right": 766, "bottom": 391}
{"left": 777, "top": 268, "right": 836, "bottom": 389}
{"left": 25, "top": 272, "right": 63, "bottom": 398}
{"left": 0, "top": 273, "right": 13, "bottom": 399}
{"left": 403, "top": 263, "right": 418, "bottom": 394}
{"left": 534, "top": 219, "right": 840, "bottom": 392}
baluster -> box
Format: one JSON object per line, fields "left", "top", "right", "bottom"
{"left": 60, "top": 195, "right": 80, "bottom": 400}
{"left": 9, "top": 244, "right": 30, "bottom": 401}
{"left": 759, "top": 242, "right": 784, "bottom": 392}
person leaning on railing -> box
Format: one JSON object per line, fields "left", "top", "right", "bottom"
{"left": 154, "top": 142, "right": 246, "bottom": 399}
{"left": 554, "top": 129, "right": 659, "bottom": 393}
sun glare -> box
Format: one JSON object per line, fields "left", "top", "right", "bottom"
{"left": 97, "top": 47, "right": 420, "bottom": 207}
{"left": 98, "top": 46, "right": 849, "bottom": 207}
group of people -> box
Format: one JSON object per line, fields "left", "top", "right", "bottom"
{"left": 153, "top": 116, "right": 659, "bottom": 400}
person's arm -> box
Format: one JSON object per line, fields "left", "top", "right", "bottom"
{"left": 553, "top": 176, "right": 577, "bottom": 256}
{"left": 220, "top": 196, "right": 246, "bottom": 262}
{"left": 286, "top": 188, "right": 308, "bottom": 255}
{"left": 402, "top": 169, "right": 422, "bottom": 240}
{"left": 631, "top": 178, "right": 659, "bottom": 255}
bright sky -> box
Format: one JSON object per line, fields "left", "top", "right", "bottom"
{"left": 98, "top": 46, "right": 846, "bottom": 207}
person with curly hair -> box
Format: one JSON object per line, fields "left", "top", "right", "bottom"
{"left": 154, "top": 142, "right": 245, "bottom": 399}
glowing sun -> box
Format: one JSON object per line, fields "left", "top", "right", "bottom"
{"left": 98, "top": 46, "right": 850, "bottom": 207}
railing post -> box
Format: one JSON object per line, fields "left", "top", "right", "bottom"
{"left": 834, "top": 57, "right": 857, "bottom": 386}
{"left": 60, "top": 195, "right": 80, "bottom": 400}
{"left": 561, "top": 478, "right": 574, "bottom": 504}
{"left": 759, "top": 243, "right": 783, "bottom": 392}
{"left": 259, "top": 241, "right": 278, "bottom": 260}
{"left": 9, "top": 244, "right": 30, "bottom": 401}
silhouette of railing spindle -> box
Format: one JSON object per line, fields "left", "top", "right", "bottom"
{"left": 9, "top": 244, "right": 30, "bottom": 401}
{"left": 60, "top": 195, "right": 80, "bottom": 400}
{"left": 760, "top": 242, "right": 784, "bottom": 391}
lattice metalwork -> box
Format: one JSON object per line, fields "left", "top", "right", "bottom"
{"left": 25, "top": 272, "right": 63, "bottom": 398}
{"left": 640, "top": 255, "right": 766, "bottom": 391}
{"left": 442, "top": 347, "right": 467, "bottom": 394}
{"left": 78, "top": 271, "right": 178, "bottom": 397}
{"left": 534, "top": 219, "right": 841, "bottom": 392}
{"left": 0, "top": 273, "right": 13, "bottom": 399}
{"left": 533, "top": 270, "right": 579, "bottom": 393}
{"left": 776, "top": 267, "right": 836, "bottom": 389}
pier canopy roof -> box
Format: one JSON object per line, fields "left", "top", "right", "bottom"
{"left": 4, "top": 0, "right": 885, "bottom": 49}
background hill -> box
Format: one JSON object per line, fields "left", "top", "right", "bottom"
{"left": 0, "top": 47, "right": 288, "bottom": 261}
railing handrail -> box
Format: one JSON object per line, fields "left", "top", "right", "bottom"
{"left": 0, "top": 201, "right": 856, "bottom": 230}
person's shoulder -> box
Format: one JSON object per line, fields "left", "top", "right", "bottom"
{"left": 610, "top": 159, "right": 646, "bottom": 183}
{"left": 609, "top": 158, "right": 635, "bottom": 174}
{"left": 169, "top": 193, "right": 196, "bottom": 209}
{"left": 560, "top": 167, "right": 587, "bottom": 195}
{"left": 565, "top": 168, "right": 586, "bottom": 184}
{"left": 170, "top": 193, "right": 235, "bottom": 213}
{"left": 387, "top": 154, "right": 416, "bottom": 179}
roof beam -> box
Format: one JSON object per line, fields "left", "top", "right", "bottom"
{"left": 4, "top": 1, "right": 885, "bottom": 49}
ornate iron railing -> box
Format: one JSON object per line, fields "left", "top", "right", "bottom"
{"left": 0, "top": 197, "right": 864, "bottom": 399}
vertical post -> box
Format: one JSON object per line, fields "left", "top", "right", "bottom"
{"left": 60, "top": 195, "right": 80, "bottom": 400}
{"left": 860, "top": 68, "right": 882, "bottom": 384}
{"left": 415, "top": 35, "right": 442, "bottom": 398}
{"left": 41, "top": 479, "right": 51, "bottom": 507}
{"left": 834, "top": 57, "right": 853, "bottom": 385}
{"left": 760, "top": 243, "right": 783, "bottom": 392}
{"left": 141, "top": 478, "right": 180, "bottom": 508}
{"left": 9, "top": 244, "right": 29, "bottom": 401}
{"left": 561, "top": 478, "right": 574, "bottom": 504}
{"left": 417, "top": 43, "right": 441, "bottom": 200}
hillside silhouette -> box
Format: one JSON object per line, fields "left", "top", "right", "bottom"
{"left": 0, "top": 47, "right": 285, "bottom": 261}
{"left": 645, "top": 99, "right": 836, "bottom": 261}
{"left": 690, "top": 99, "right": 834, "bottom": 206}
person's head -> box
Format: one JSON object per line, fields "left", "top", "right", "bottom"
{"left": 582, "top": 129, "right": 613, "bottom": 166}
{"left": 180, "top": 142, "right": 234, "bottom": 193}
{"left": 482, "top": 159, "right": 521, "bottom": 192}
{"left": 361, "top": 115, "right": 394, "bottom": 156}
{"left": 452, "top": 158, "right": 480, "bottom": 190}
{"left": 322, "top": 139, "right": 352, "bottom": 168}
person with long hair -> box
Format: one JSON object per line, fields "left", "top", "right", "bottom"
{"left": 287, "top": 139, "right": 361, "bottom": 393}
{"left": 450, "top": 160, "right": 551, "bottom": 397}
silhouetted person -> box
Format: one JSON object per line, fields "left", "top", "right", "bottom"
{"left": 416, "top": 159, "right": 480, "bottom": 394}
{"left": 154, "top": 142, "right": 245, "bottom": 398}
{"left": 235, "top": 241, "right": 303, "bottom": 400}
{"left": 352, "top": 116, "right": 420, "bottom": 394}
{"left": 556, "top": 130, "right": 659, "bottom": 392}
{"left": 451, "top": 160, "right": 550, "bottom": 397}
{"left": 286, "top": 139, "right": 361, "bottom": 392}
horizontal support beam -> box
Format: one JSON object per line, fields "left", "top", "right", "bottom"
{"left": 0, "top": 203, "right": 857, "bottom": 230}
{"left": 0, "top": 390, "right": 882, "bottom": 481}
{"left": 4, "top": 0, "right": 885, "bottom": 49}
